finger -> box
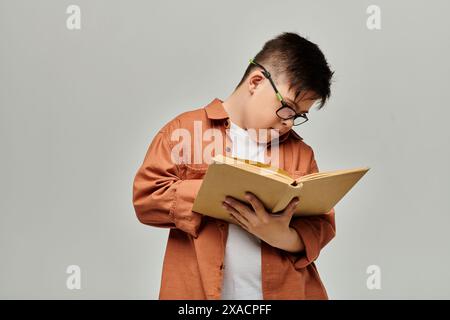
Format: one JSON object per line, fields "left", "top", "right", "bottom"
{"left": 228, "top": 208, "right": 250, "bottom": 230}
{"left": 230, "top": 214, "right": 249, "bottom": 230}
{"left": 223, "top": 201, "right": 249, "bottom": 224}
{"left": 224, "top": 196, "right": 257, "bottom": 225}
{"left": 245, "top": 192, "right": 269, "bottom": 222}
{"left": 284, "top": 197, "right": 300, "bottom": 219}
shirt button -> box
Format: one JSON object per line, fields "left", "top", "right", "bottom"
{"left": 226, "top": 147, "right": 231, "bottom": 152}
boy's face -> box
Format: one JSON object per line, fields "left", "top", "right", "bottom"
{"left": 243, "top": 71, "right": 319, "bottom": 143}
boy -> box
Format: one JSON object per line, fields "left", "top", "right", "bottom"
{"left": 132, "top": 32, "right": 336, "bottom": 300}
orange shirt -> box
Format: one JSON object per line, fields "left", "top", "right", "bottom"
{"left": 132, "top": 98, "right": 336, "bottom": 300}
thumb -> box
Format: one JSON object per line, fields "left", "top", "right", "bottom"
{"left": 284, "top": 197, "right": 300, "bottom": 219}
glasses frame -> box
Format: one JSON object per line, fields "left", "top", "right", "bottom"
{"left": 249, "top": 58, "right": 309, "bottom": 126}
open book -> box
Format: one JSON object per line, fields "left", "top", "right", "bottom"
{"left": 192, "top": 154, "right": 370, "bottom": 223}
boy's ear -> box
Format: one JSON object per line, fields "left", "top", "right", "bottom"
{"left": 247, "top": 71, "right": 265, "bottom": 93}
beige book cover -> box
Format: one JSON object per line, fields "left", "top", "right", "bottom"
{"left": 192, "top": 154, "right": 370, "bottom": 223}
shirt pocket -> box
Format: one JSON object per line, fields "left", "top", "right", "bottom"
{"left": 180, "top": 163, "right": 209, "bottom": 180}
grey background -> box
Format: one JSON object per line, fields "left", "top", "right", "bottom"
{"left": 1, "top": 0, "right": 449, "bottom": 299}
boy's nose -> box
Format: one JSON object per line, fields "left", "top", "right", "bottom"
{"left": 272, "top": 120, "right": 292, "bottom": 136}
{"left": 281, "top": 118, "right": 294, "bottom": 129}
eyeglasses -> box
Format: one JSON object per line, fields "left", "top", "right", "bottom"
{"left": 249, "top": 58, "right": 309, "bottom": 126}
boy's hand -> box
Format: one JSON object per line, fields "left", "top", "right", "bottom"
{"left": 222, "top": 191, "right": 304, "bottom": 253}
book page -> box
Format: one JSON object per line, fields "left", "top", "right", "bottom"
{"left": 296, "top": 167, "right": 370, "bottom": 182}
{"left": 213, "top": 154, "right": 295, "bottom": 185}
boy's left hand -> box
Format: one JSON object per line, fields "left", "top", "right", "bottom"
{"left": 222, "top": 191, "right": 300, "bottom": 249}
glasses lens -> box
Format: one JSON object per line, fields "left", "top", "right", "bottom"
{"left": 293, "top": 116, "right": 308, "bottom": 126}
{"left": 276, "top": 106, "right": 296, "bottom": 119}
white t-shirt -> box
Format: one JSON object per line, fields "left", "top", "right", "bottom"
{"left": 220, "top": 120, "right": 268, "bottom": 300}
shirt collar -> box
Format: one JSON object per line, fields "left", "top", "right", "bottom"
{"left": 205, "top": 98, "right": 229, "bottom": 120}
{"left": 204, "top": 98, "right": 303, "bottom": 141}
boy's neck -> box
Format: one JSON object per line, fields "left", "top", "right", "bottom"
{"left": 222, "top": 89, "right": 248, "bottom": 130}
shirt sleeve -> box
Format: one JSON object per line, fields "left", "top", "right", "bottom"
{"left": 132, "top": 122, "right": 205, "bottom": 238}
{"left": 285, "top": 150, "right": 337, "bottom": 269}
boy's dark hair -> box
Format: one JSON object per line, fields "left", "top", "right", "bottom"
{"left": 235, "top": 32, "right": 334, "bottom": 110}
